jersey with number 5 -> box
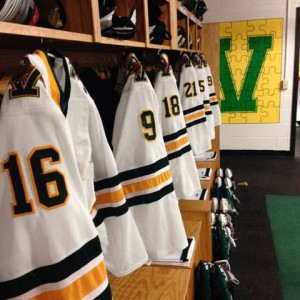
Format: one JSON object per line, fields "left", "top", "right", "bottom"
{"left": 194, "top": 64, "right": 215, "bottom": 139}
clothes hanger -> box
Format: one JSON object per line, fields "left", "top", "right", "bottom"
{"left": 181, "top": 52, "right": 191, "bottom": 67}
{"left": 199, "top": 53, "right": 208, "bottom": 67}
{"left": 124, "top": 52, "right": 144, "bottom": 78}
{"left": 191, "top": 53, "right": 203, "bottom": 67}
{"left": 157, "top": 51, "right": 170, "bottom": 75}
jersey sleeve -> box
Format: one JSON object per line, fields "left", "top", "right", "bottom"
{"left": 178, "top": 63, "right": 212, "bottom": 155}
{"left": 194, "top": 65, "right": 215, "bottom": 140}
{"left": 205, "top": 64, "right": 222, "bottom": 126}
{"left": 67, "top": 64, "right": 149, "bottom": 276}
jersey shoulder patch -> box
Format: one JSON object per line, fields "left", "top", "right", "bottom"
{"left": 9, "top": 57, "right": 43, "bottom": 99}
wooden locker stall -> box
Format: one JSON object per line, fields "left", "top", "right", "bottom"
{"left": 0, "top": 1, "right": 220, "bottom": 299}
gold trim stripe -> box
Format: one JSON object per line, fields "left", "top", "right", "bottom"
{"left": 94, "top": 187, "right": 125, "bottom": 206}
{"left": 209, "top": 95, "right": 218, "bottom": 103}
{"left": 165, "top": 136, "right": 189, "bottom": 153}
{"left": 184, "top": 110, "right": 205, "bottom": 123}
{"left": 123, "top": 169, "right": 172, "bottom": 195}
{"left": 31, "top": 259, "right": 108, "bottom": 299}
{"left": 34, "top": 50, "right": 61, "bottom": 108}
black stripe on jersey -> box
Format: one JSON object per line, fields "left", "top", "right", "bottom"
{"left": 119, "top": 156, "right": 169, "bottom": 182}
{"left": 94, "top": 285, "right": 112, "bottom": 300}
{"left": 203, "top": 101, "right": 213, "bottom": 115}
{"left": 93, "top": 204, "right": 129, "bottom": 227}
{"left": 126, "top": 182, "right": 174, "bottom": 207}
{"left": 94, "top": 174, "right": 122, "bottom": 192}
{"left": 186, "top": 118, "right": 207, "bottom": 128}
{"left": 210, "top": 101, "right": 218, "bottom": 106}
{"left": 183, "top": 104, "right": 204, "bottom": 116}
{"left": 198, "top": 188, "right": 207, "bottom": 200}
{"left": 205, "top": 110, "right": 213, "bottom": 115}
{"left": 209, "top": 152, "right": 217, "bottom": 159}
{"left": 163, "top": 127, "right": 188, "bottom": 143}
{"left": 167, "top": 144, "right": 192, "bottom": 161}
{"left": 180, "top": 237, "right": 193, "bottom": 261}
{"left": 204, "top": 168, "right": 211, "bottom": 177}
{"left": 0, "top": 237, "right": 101, "bottom": 299}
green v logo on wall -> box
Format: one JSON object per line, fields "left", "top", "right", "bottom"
{"left": 220, "top": 36, "right": 273, "bottom": 112}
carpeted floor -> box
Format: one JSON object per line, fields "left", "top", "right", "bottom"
{"left": 219, "top": 126, "right": 300, "bottom": 299}
{"left": 266, "top": 194, "right": 300, "bottom": 300}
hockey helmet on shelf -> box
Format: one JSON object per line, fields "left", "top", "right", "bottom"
{"left": 99, "top": 0, "right": 116, "bottom": 30}
{"left": 195, "top": 0, "right": 208, "bottom": 20}
{"left": 148, "top": 0, "right": 163, "bottom": 26}
{"left": 102, "top": 7, "right": 136, "bottom": 40}
{"left": 149, "top": 21, "right": 171, "bottom": 45}
{"left": 0, "top": 0, "right": 36, "bottom": 24}
{"left": 177, "top": 26, "right": 187, "bottom": 48}
{"left": 35, "top": 0, "right": 66, "bottom": 29}
{"left": 183, "top": 0, "right": 199, "bottom": 12}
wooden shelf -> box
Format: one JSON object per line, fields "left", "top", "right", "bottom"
{"left": 0, "top": 22, "right": 94, "bottom": 43}
{"left": 97, "top": 37, "right": 147, "bottom": 48}
{"left": 108, "top": 220, "right": 203, "bottom": 300}
{"left": 0, "top": 0, "right": 203, "bottom": 52}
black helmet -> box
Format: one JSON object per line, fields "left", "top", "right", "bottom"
{"left": 195, "top": 0, "right": 208, "bottom": 20}
{"left": 183, "top": 0, "right": 199, "bottom": 12}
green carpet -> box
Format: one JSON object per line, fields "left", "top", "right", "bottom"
{"left": 266, "top": 194, "right": 300, "bottom": 300}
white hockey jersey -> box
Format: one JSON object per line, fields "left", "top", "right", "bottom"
{"left": 32, "top": 50, "right": 148, "bottom": 277}
{"left": 179, "top": 61, "right": 212, "bottom": 155}
{"left": 204, "top": 63, "right": 222, "bottom": 126}
{"left": 0, "top": 52, "right": 111, "bottom": 299}
{"left": 65, "top": 56, "right": 149, "bottom": 276}
{"left": 194, "top": 64, "right": 215, "bottom": 140}
{"left": 112, "top": 70, "right": 188, "bottom": 260}
{"left": 153, "top": 66, "right": 203, "bottom": 199}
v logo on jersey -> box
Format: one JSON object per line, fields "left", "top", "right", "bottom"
{"left": 220, "top": 35, "right": 273, "bottom": 112}
{"left": 9, "top": 66, "right": 41, "bottom": 99}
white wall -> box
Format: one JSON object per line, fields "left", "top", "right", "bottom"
{"left": 203, "top": 0, "right": 300, "bottom": 151}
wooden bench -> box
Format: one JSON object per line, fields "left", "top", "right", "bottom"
{"left": 108, "top": 220, "right": 203, "bottom": 300}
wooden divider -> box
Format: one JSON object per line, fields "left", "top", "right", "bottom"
{"left": 179, "top": 200, "right": 212, "bottom": 263}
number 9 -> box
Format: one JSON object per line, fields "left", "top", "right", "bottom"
{"left": 140, "top": 111, "right": 156, "bottom": 141}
